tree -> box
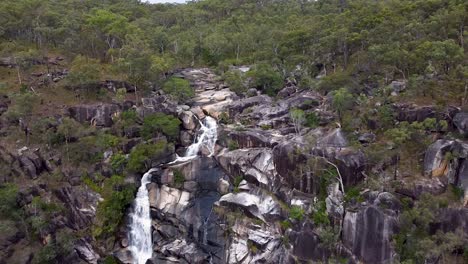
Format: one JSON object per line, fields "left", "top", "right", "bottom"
{"left": 141, "top": 113, "right": 181, "bottom": 140}
{"left": 247, "top": 64, "right": 283, "bottom": 96}
{"left": 223, "top": 69, "right": 247, "bottom": 95}
{"left": 57, "top": 117, "right": 83, "bottom": 161}
{"left": 162, "top": 77, "right": 194, "bottom": 103}
{"left": 290, "top": 108, "right": 305, "bottom": 135}
{"left": 331, "top": 87, "right": 353, "bottom": 124}
{"left": 66, "top": 55, "right": 100, "bottom": 93}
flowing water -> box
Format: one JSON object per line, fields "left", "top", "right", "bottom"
{"left": 127, "top": 116, "right": 218, "bottom": 264}
{"left": 127, "top": 169, "right": 155, "bottom": 264}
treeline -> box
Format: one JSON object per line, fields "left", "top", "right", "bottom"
{"left": 0, "top": 0, "right": 466, "bottom": 98}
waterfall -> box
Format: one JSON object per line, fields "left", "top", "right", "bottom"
{"left": 127, "top": 169, "right": 154, "bottom": 264}
{"left": 127, "top": 116, "right": 218, "bottom": 264}
{"left": 173, "top": 116, "right": 218, "bottom": 162}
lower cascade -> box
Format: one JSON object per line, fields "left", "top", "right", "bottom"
{"left": 127, "top": 169, "right": 154, "bottom": 264}
{"left": 127, "top": 116, "right": 218, "bottom": 264}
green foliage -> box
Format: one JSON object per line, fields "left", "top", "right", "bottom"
{"left": 305, "top": 112, "right": 319, "bottom": 128}
{"left": 289, "top": 206, "right": 305, "bottom": 221}
{"left": 173, "top": 169, "right": 185, "bottom": 186}
{"left": 141, "top": 113, "right": 181, "bottom": 140}
{"left": 120, "top": 110, "right": 139, "bottom": 129}
{"left": 66, "top": 55, "right": 100, "bottom": 90}
{"left": 0, "top": 184, "right": 19, "bottom": 218}
{"left": 162, "top": 77, "right": 194, "bottom": 103}
{"left": 223, "top": 69, "right": 247, "bottom": 95}
{"left": 289, "top": 108, "right": 305, "bottom": 134}
{"left": 127, "top": 140, "right": 169, "bottom": 173}
{"left": 318, "top": 72, "right": 352, "bottom": 93}
{"left": 312, "top": 201, "right": 330, "bottom": 226}
{"left": 232, "top": 175, "right": 243, "bottom": 193}
{"left": 344, "top": 187, "right": 364, "bottom": 204}
{"left": 93, "top": 175, "right": 136, "bottom": 237}
{"left": 110, "top": 152, "right": 127, "bottom": 173}
{"left": 280, "top": 220, "right": 292, "bottom": 230}
{"left": 228, "top": 140, "right": 239, "bottom": 151}
{"left": 248, "top": 64, "right": 283, "bottom": 96}
{"left": 331, "top": 88, "right": 354, "bottom": 123}
{"left": 33, "top": 230, "right": 75, "bottom": 264}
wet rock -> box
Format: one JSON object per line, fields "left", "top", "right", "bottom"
{"left": 68, "top": 104, "right": 121, "bottom": 127}
{"left": 190, "top": 106, "right": 206, "bottom": 119}
{"left": 217, "top": 179, "right": 230, "bottom": 194}
{"left": 148, "top": 184, "right": 190, "bottom": 216}
{"left": 453, "top": 112, "right": 468, "bottom": 135}
{"left": 114, "top": 248, "right": 133, "bottom": 264}
{"left": 326, "top": 183, "right": 344, "bottom": 221}
{"left": 342, "top": 193, "right": 400, "bottom": 264}
{"left": 432, "top": 208, "right": 468, "bottom": 235}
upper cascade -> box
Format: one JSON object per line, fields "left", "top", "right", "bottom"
{"left": 174, "top": 116, "right": 218, "bottom": 162}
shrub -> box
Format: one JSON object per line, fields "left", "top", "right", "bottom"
{"left": 289, "top": 206, "right": 305, "bottom": 221}
{"left": 247, "top": 64, "right": 283, "bottom": 96}
{"left": 305, "top": 112, "right": 319, "bottom": 128}
{"left": 110, "top": 152, "right": 127, "bottom": 173}
{"left": 223, "top": 69, "right": 247, "bottom": 95}
{"left": 127, "top": 140, "right": 169, "bottom": 173}
{"left": 173, "top": 169, "right": 185, "bottom": 186}
{"left": 0, "top": 183, "right": 19, "bottom": 218}
{"left": 162, "top": 77, "right": 194, "bottom": 103}
{"left": 312, "top": 201, "right": 330, "bottom": 226}
{"left": 141, "top": 113, "right": 181, "bottom": 140}
{"left": 228, "top": 140, "right": 239, "bottom": 151}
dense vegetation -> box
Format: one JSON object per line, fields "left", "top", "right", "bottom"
{"left": 0, "top": 0, "right": 466, "bottom": 263}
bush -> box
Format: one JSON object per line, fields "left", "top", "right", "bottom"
{"left": 0, "top": 183, "right": 19, "bottom": 218}
{"left": 305, "top": 112, "right": 319, "bottom": 128}
{"left": 173, "top": 169, "right": 185, "bottom": 186}
{"left": 127, "top": 140, "right": 169, "bottom": 173}
{"left": 289, "top": 206, "right": 305, "bottom": 221}
{"left": 228, "top": 140, "right": 239, "bottom": 151}
{"left": 223, "top": 69, "right": 247, "bottom": 95}
{"left": 162, "top": 77, "right": 194, "bottom": 103}
{"left": 141, "top": 113, "right": 181, "bottom": 140}
{"left": 110, "top": 152, "right": 127, "bottom": 173}
{"left": 312, "top": 201, "right": 330, "bottom": 226}
{"left": 247, "top": 64, "right": 283, "bottom": 96}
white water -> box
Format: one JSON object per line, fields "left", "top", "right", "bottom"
{"left": 127, "top": 116, "right": 218, "bottom": 264}
{"left": 172, "top": 116, "right": 218, "bottom": 162}
{"left": 128, "top": 169, "right": 154, "bottom": 264}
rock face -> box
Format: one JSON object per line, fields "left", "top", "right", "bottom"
{"left": 423, "top": 140, "right": 468, "bottom": 204}
{"left": 68, "top": 104, "right": 121, "bottom": 127}
{"left": 54, "top": 186, "right": 101, "bottom": 230}
{"left": 454, "top": 112, "right": 468, "bottom": 135}
{"left": 342, "top": 192, "right": 400, "bottom": 264}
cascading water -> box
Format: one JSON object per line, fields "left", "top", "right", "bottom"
{"left": 127, "top": 116, "right": 218, "bottom": 264}
{"left": 127, "top": 169, "right": 155, "bottom": 264}
{"left": 173, "top": 116, "right": 218, "bottom": 162}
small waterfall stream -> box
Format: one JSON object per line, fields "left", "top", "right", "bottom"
{"left": 127, "top": 116, "right": 218, "bottom": 264}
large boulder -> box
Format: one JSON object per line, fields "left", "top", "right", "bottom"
{"left": 18, "top": 151, "right": 48, "bottom": 179}
{"left": 68, "top": 104, "right": 120, "bottom": 127}
{"left": 216, "top": 148, "right": 276, "bottom": 187}
{"left": 179, "top": 111, "right": 197, "bottom": 130}
{"left": 288, "top": 221, "right": 329, "bottom": 261}
{"left": 342, "top": 192, "right": 400, "bottom": 264}
{"left": 219, "top": 190, "right": 281, "bottom": 222}
{"left": 74, "top": 238, "right": 100, "bottom": 264}
{"left": 453, "top": 112, "right": 468, "bottom": 135}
